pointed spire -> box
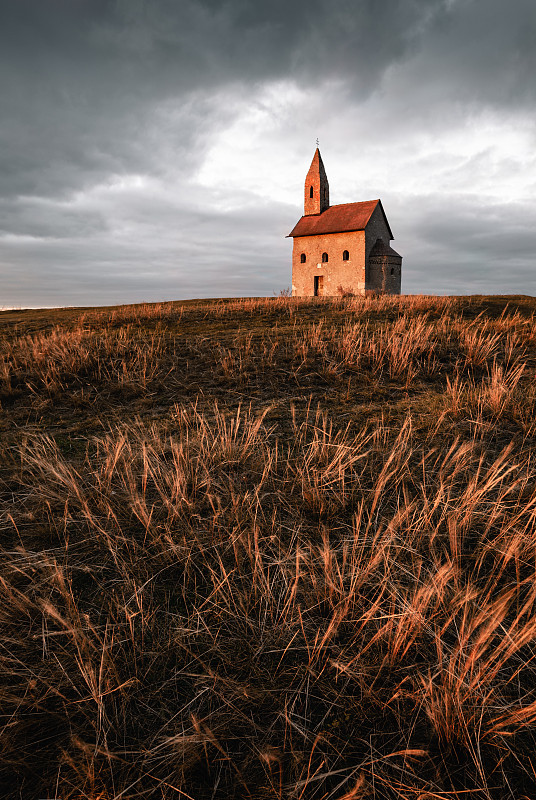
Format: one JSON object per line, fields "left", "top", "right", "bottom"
{"left": 304, "top": 147, "right": 329, "bottom": 215}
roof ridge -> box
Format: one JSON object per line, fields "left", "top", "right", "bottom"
{"left": 329, "top": 199, "right": 379, "bottom": 208}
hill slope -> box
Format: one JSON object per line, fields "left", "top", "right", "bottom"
{"left": 1, "top": 294, "right": 536, "bottom": 799}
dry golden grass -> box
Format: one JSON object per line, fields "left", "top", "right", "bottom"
{"left": 1, "top": 293, "right": 536, "bottom": 799}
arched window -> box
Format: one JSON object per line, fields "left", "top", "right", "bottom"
{"left": 300, "top": 253, "right": 306, "bottom": 263}
{"left": 309, "top": 186, "right": 314, "bottom": 198}
{"left": 342, "top": 250, "right": 349, "bottom": 261}
{"left": 322, "top": 252, "right": 328, "bottom": 263}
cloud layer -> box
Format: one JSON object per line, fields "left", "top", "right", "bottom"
{"left": 1, "top": 0, "right": 535, "bottom": 306}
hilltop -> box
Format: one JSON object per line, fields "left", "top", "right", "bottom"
{"left": 1, "top": 294, "right": 536, "bottom": 799}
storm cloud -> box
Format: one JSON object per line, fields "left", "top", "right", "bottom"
{"left": 0, "top": 0, "right": 535, "bottom": 307}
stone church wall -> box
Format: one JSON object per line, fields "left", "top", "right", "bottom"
{"left": 368, "top": 253, "right": 402, "bottom": 295}
{"left": 292, "top": 230, "right": 366, "bottom": 297}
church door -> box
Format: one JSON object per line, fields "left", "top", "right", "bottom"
{"left": 314, "top": 275, "right": 324, "bottom": 297}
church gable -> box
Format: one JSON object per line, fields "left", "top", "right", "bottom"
{"left": 365, "top": 202, "right": 394, "bottom": 261}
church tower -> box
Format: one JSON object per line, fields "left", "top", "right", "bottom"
{"left": 304, "top": 148, "right": 329, "bottom": 215}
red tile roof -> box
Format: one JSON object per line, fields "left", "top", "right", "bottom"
{"left": 288, "top": 199, "right": 393, "bottom": 239}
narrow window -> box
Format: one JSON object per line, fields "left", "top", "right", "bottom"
{"left": 322, "top": 252, "right": 328, "bottom": 263}
{"left": 342, "top": 250, "right": 349, "bottom": 261}
{"left": 300, "top": 253, "right": 306, "bottom": 263}
{"left": 390, "top": 268, "right": 394, "bottom": 275}
{"left": 309, "top": 186, "right": 314, "bottom": 198}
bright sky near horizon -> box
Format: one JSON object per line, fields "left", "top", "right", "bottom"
{"left": 1, "top": 0, "right": 535, "bottom": 308}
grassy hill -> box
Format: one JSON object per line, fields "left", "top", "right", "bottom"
{"left": 1, "top": 293, "right": 536, "bottom": 799}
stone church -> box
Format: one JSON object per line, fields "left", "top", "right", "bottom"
{"left": 288, "top": 148, "right": 402, "bottom": 297}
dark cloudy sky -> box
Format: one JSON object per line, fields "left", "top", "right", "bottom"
{"left": 1, "top": 0, "right": 535, "bottom": 307}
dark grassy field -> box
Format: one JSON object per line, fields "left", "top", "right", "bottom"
{"left": 1, "top": 293, "right": 536, "bottom": 800}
